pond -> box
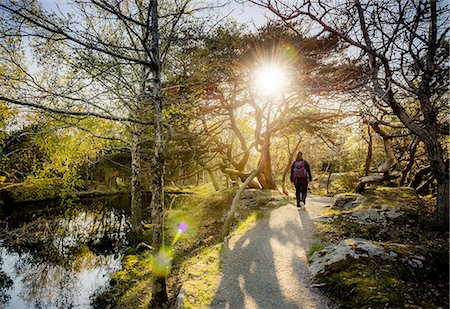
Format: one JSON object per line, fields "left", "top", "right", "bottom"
{"left": 0, "top": 194, "right": 144, "bottom": 309}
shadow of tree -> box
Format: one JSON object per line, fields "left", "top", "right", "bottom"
{"left": 211, "top": 197, "right": 332, "bottom": 309}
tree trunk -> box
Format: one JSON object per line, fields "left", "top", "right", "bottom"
{"left": 425, "top": 139, "right": 449, "bottom": 228}
{"left": 130, "top": 129, "right": 142, "bottom": 234}
{"left": 281, "top": 163, "right": 291, "bottom": 196}
{"left": 148, "top": 0, "right": 168, "bottom": 305}
{"left": 364, "top": 126, "right": 373, "bottom": 176}
{"left": 281, "top": 139, "right": 301, "bottom": 196}
{"left": 326, "top": 170, "right": 332, "bottom": 195}
{"left": 436, "top": 177, "right": 449, "bottom": 229}
{"left": 416, "top": 175, "right": 435, "bottom": 195}
{"left": 257, "top": 142, "right": 277, "bottom": 190}
{"left": 356, "top": 122, "right": 395, "bottom": 192}
{"left": 410, "top": 165, "right": 432, "bottom": 189}
{"left": 223, "top": 168, "right": 261, "bottom": 189}
{"left": 400, "top": 139, "right": 418, "bottom": 186}
{"left": 206, "top": 167, "right": 220, "bottom": 191}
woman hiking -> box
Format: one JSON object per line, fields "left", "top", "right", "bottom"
{"left": 290, "top": 151, "right": 312, "bottom": 209}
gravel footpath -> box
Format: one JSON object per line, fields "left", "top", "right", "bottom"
{"left": 210, "top": 194, "right": 335, "bottom": 309}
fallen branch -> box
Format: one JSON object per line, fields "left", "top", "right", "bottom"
{"left": 221, "top": 168, "right": 260, "bottom": 239}
{"left": 355, "top": 174, "right": 399, "bottom": 193}
{"left": 223, "top": 168, "right": 261, "bottom": 189}
{"left": 356, "top": 120, "right": 396, "bottom": 192}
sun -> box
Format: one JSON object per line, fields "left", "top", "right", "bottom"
{"left": 254, "top": 63, "right": 286, "bottom": 96}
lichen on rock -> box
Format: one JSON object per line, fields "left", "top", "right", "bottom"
{"left": 309, "top": 238, "right": 397, "bottom": 278}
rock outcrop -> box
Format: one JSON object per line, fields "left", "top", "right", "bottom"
{"left": 239, "top": 189, "right": 287, "bottom": 208}
{"left": 332, "top": 193, "right": 367, "bottom": 210}
{"left": 309, "top": 238, "right": 399, "bottom": 278}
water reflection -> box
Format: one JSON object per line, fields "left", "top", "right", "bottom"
{"left": 0, "top": 194, "right": 135, "bottom": 308}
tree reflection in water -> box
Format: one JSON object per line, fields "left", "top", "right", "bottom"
{"left": 0, "top": 194, "right": 136, "bottom": 308}
{"left": 0, "top": 255, "right": 13, "bottom": 306}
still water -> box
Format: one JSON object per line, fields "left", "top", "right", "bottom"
{"left": 0, "top": 194, "right": 137, "bottom": 308}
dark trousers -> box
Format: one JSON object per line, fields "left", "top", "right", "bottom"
{"left": 294, "top": 178, "right": 308, "bottom": 207}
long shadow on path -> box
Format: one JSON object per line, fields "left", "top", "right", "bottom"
{"left": 210, "top": 195, "right": 333, "bottom": 309}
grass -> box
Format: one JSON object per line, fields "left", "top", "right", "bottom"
{"left": 173, "top": 191, "right": 270, "bottom": 308}
{"left": 177, "top": 244, "right": 223, "bottom": 308}
{"left": 0, "top": 178, "right": 61, "bottom": 202}
{"left": 307, "top": 243, "right": 325, "bottom": 259}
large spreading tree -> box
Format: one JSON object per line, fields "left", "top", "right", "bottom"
{"left": 250, "top": 0, "right": 449, "bottom": 227}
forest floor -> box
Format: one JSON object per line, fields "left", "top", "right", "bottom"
{"left": 209, "top": 194, "right": 336, "bottom": 309}
{"left": 174, "top": 186, "right": 448, "bottom": 309}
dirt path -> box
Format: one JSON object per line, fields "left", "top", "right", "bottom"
{"left": 210, "top": 194, "right": 335, "bottom": 309}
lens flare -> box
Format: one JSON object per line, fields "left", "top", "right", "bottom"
{"left": 152, "top": 245, "right": 173, "bottom": 277}
{"left": 178, "top": 222, "right": 188, "bottom": 234}
{"left": 172, "top": 222, "right": 188, "bottom": 245}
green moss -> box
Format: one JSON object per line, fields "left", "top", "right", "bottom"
{"left": 91, "top": 251, "right": 156, "bottom": 309}
{"left": 317, "top": 260, "right": 411, "bottom": 308}
{"left": 179, "top": 244, "right": 223, "bottom": 309}
{"left": 326, "top": 208, "right": 343, "bottom": 217}
{"left": 375, "top": 186, "right": 418, "bottom": 198}
{"left": 328, "top": 218, "right": 378, "bottom": 239}
{"left": 278, "top": 196, "right": 289, "bottom": 205}
{"left": 307, "top": 243, "right": 325, "bottom": 259}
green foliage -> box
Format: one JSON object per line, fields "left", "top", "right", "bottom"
{"left": 333, "top": 173, "right": 360, "bottom": 192}
{"left": 60, "top": 168, "right": 84, "bottom": 199}
{"left": 0, "top": 178, "right": 61, "bottom": 202}
{"left": 307, "top": 243, "right": 325, "bottom": 259}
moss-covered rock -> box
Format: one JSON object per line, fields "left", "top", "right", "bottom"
{"left": 309, "top": 238, "right": 397, "bottom": 277}
{"left": 310, "top": 239, "right": 449, "bottom": 308}
{"left": 332, "top": 193, "right": 367, "bottom": 210}
{"left": 240, "top": 189, "right": 288, "bottom": 209}
{"left": 313, "top": 187, "right": 448, "bottom": 308}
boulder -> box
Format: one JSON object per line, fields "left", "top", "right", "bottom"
{"left": 176, "top": 288, "right": 187, "bottom": 309}
{"left": 332, "top": 193, "right": 367, "bottom": 210}
{"left": 347, "top": 208, "right": 404, "bottom": 225}
{"left": 309, "top": 238, "right": 397, "bottom": 277}
{"left": 309, "top": 238, "right": 427, "bottom": 279}
{"left": 240, "top": 189, "right": 286, "bottom": 208}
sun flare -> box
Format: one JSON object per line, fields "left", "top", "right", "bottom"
{"left": 254, "top": 64, "right": 286, "bottom": 96}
